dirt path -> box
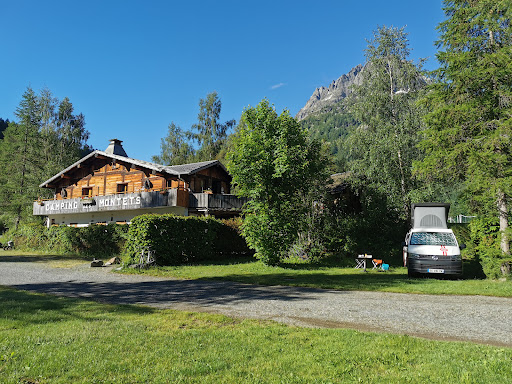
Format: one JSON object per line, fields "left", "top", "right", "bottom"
{"left": 1, "top": 259, "right": 511, "bottom": 347}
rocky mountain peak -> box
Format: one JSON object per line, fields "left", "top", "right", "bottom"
{"left": 296, "top": 64, "right": 363, "bottom": 121}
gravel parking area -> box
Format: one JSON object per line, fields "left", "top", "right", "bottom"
{"left": 1, "top": 258, "right": 511, "bottom": 347}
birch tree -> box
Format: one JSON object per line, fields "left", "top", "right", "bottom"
{"left": 346, "top": 25, "right": 426, "bottom": 219}
{"left": 189, "top": 91, "right": 236, "bottom": 161}
{"left": 152, "top": 122, "right": 194, "bottom": 165}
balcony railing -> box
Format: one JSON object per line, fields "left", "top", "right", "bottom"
{"left": 189, "top": 193, "right": 248, "bottom": 211}
{"left": 34, "top": 189, "right": 246, "bottom": 216}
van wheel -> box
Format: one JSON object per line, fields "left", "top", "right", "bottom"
{"left": 408, "top": 270, "right": 418, "bottom": 278}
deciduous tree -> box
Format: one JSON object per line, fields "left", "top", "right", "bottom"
{"left": 227, "top": 99, "right": 329, "bottom": 265}
{"left": 346, "top": 25, "right": 426, "bottom": 220}
{"left": 152, "top": 122, "right": 194, "bottom": 165}
{"left": 189, "top": 91, "right": 236, "bottom": 161}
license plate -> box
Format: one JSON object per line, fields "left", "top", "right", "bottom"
{"left": 428, "top": 269, "right": 445, "bottom": 273}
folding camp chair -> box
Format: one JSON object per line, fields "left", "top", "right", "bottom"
{"left": 372, "top": 259, "right": 383, "bottom": 269}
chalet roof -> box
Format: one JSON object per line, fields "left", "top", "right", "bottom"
{"left": 39, "top": 150, "right": 228, "bottom": 189}
{"left": 164, "top": 160, "right": 228, "bottom": 175}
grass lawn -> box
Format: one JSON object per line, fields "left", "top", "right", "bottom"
{"left": 0, "top": 286, "right": 511, "bottom": 384}
{"left": 119, "top": 256, "right": 512, "bottom": 298}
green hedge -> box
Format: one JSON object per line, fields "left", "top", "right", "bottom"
{"left": 12, "top": 223, "right": 129, "bottom": 257}
{"left": 124, "top": 214, "right": 251, "bottom": 265}
{"left": 464, "top": 217, "right": 507, "bottom": 279}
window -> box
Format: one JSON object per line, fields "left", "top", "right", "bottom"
{"left": 410, "top": 232, "right": 457, "bottom": 246}
{"left": 144, "top": 179, "right": 153, "bottom": 190}
{"left": 117, "top": 183, "right": 128, "bottom": 194}
{"left": 82, "top": 187, "right": 93, "bottom": 197}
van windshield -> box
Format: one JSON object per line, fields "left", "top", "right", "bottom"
{"left": 410, "top": 232, "right": 457, "bottom": 246}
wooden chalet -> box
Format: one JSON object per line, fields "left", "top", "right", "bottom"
{"left": 33, "top": 139, "right": 247, "bottom": 227}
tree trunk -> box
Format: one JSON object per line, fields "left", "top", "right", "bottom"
{"left": 397, "top": 148, "right": 409, "bottom": 219}
{"left": 497, "top": 189, "right": 510, "bottom": 257}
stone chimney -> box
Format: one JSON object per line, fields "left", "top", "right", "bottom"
{"left": 105, "top": 139, "right": 128, "bottom": 157}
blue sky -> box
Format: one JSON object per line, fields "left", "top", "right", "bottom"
{"left": 1, "top": 0, "right": 445, "bottom": 162}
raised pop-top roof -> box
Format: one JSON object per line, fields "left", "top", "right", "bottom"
{"left": 411, "top": 203, "right": 450, "bottom": 229}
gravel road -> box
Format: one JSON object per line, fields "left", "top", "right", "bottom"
{"left": 1, "top": 258, "right": 511, "bottom": 347}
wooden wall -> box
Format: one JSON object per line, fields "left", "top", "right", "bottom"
{"left": 57, "top": 163, "right": 169, "bottom": 199}
{"left": 53, "top": 162, "right": 231, "bottom": 199}
{"left": 190, "top": 167, "right": 231, "bottom": 194}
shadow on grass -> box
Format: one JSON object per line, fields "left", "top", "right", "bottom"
{"left": 0, "top": 252, "right": 93, "bottom": 263}
{"left": 162, "top": 255, "right": 258, "bottom": 267}
{"left": 200, "top": 271, "right": 431, "bottom": 292}
{"left": 0, "top": 286, "right": 155, "bottom": 326}
{"left": 6, "top": 277, "right": 328, "bottom": 319}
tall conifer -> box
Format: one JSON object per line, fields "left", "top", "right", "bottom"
{"left": 416, "top": 1, "right": 512, "bottom": 260}
{"left": 0, "top": 87, "right": 90, "bottom": 229}
{"left": 0, "top": 88, "right": 42, "bottom": 229}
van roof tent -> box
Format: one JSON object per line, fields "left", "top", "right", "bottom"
{"left": 411, "top": 203, "right": 450, "bottom": 229}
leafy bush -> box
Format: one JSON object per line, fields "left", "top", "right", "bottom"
{"left": 46, "top": 225, "right": 79, "bottom": 253}
{"left": 448, "top": 223, "right": 471, "bottom": 246}
{"left": 449, "top": 223, "right": 485, "bottom": 278}
{"left": 216, "top": 217, "right": 252, "bottom": 256}
{"left": 12, "top": 223, "right": 128, "bottom": 257}
{"left": 465, "top": 217, "right": 509, "bottom": 279}
{"left": 10, "top": 223, "right": 47, "bottom": 249}
{"left": 285, "top": 233, "right": 326, "bottom": 262}
{"left": 321, "top": 182, "right": 407, "bottom": 265}
{"left": 72, "top": 224, "right": 128, "bottom": 256}
{"left": 124, "top": 214, "right": 251, "bottom": 265}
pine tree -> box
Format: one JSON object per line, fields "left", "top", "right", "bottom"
{"left": 0, "top": 87, "right": 90, "bottom": 229}
{"left": 415, "top": 1, "right": 512, "bottom": 260}
{"left": 0, "top": 118, "right": 9, "bottom": 139}
{"left": 0, "top": 88, "right": 43, "bottom": 229}
{"left": 55, "top": 97, "right": 90, "bottom": 169}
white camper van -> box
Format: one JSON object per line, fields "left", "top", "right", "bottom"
{"left": 403, "top": 203, "right": 464, "bottom": 278}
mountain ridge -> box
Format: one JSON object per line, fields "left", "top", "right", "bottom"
{"left": 295, "top": 64, "right": 363, "bottom": 121}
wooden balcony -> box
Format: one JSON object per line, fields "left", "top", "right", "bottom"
{"left": 34, "top": 190, "right": 246, "bottom": 216}
{"left": 189, "top": 193, "right": 248, "bottom": 211}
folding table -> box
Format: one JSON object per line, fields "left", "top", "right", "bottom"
{"left": 355, "top": 254, "right": 372, "bottom": 271}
